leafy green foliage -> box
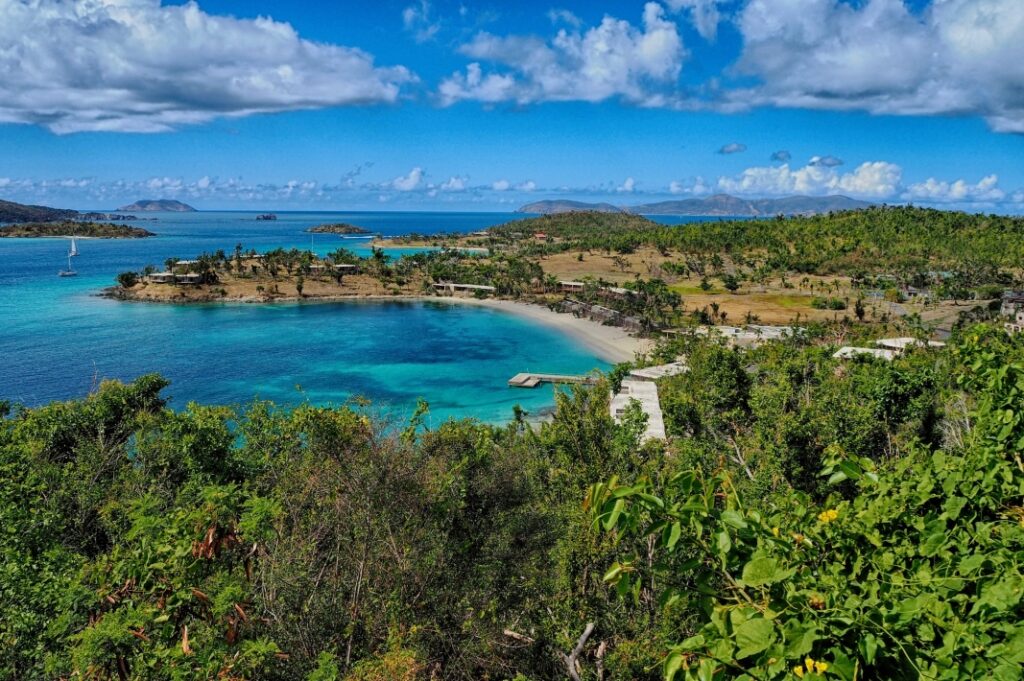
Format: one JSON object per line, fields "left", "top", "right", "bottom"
{"left": 592, "top": 326, "right": 1024, "bottom": 680}
{"left": 4, "top": 324, "right": 1023, "bottom": 680}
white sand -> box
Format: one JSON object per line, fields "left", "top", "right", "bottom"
{"left": 433, "top": 297, "right": 651, "bottom": 364}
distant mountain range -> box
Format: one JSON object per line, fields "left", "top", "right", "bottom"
{"left": 517, "top": 194, "right": 873, "bottom": 216}
{"left": 0, "top": 198, "right": 78, "bottom": 224}
{"left": 117, "top": 199, "right": 196, "bottom": 212}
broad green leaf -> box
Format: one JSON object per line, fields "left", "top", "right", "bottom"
{"left": 664, "top": 652, "right": 684, "bottom": 681}
{"left": 720, "top": 509, "right": 747, "bottom": 529}
{"left": 734, "top": 617, "right": 775, "bottom": 659}
{"left": 740, "top": 556, "right": 793, "bottom": 588}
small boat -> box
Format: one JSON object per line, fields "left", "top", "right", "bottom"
{"left": 58, "top": 236, "right": 78, "bottom": 277}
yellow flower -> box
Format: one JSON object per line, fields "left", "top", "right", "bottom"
{"left": 772, "top": 526, "right": 780, "bottom": 537}
{"left": 806, "top": 657, "right": 816, "bottom": 672}
{"left": 815, "top": 661, "right": 829, "bottom": 674}
{"left": 793, "top": 665, "right": 805, "bottom": 678}
{"left": 817, "top": 509, "right": 839, "bottom": 524}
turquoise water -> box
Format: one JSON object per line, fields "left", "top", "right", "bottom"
{"left": 0, "top": 211, "right": 582, "bottom": 423}
{"left": 0, "top": 210, "right": 719, "bottom": 423}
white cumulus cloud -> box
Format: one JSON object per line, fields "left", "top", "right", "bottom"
{"left": 438, "top": 3, "right": 685, "bottom": 106}
{"left": 440, "top": 176, "right": 468, "bottom": 191}
{"left": 0, "top": 0, "right": 414, "bottom": 133}
{"left": 391, "top": 167, "right": 425, "bottom": 192}
{"left": 731, "top": 0, "right": 1024, "bottom": 133}
{"left": 670, "top": 176, "right": 712, "bottom": 194}
{"left": 903, "top": 174, "right": 1006, "bottom": 203}
{"left": 717, "top": 160, "right": 903, "bottom": 198}
{"left": 491, "top": 179, "right": 511, "bottom": 191}
{"left": 618, "top": 177, "right": 637, "bottom": 193}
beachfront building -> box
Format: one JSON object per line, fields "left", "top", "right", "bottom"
{"left": 433, "top": 282, "right": 496, "bottom": 296}
{"left": 559, "top": 298, "right": 642, "bottom": 331}
{"left": 333, "top": 263, "right": 360, "bottom": 274}
{"left": 684, "top": 325, "right": 795, "bottom": 348}
{"left": 610, "top": 378, "right": 666, "bottom": 443}
{"left": 559, "top": 280, "right": 585, "bottom": 293}
{"left": 147, "top": 272, "right": 176, "bottom": 284}
{"left": 601, "top": 286, "right": 634, "bottom": 300}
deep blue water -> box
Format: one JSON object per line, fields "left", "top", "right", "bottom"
{"left": 0, "top": 210, "right": 720, "bottom": 423}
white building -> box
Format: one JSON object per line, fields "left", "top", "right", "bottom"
{"left": 874, "top": 337, "right": 946, "bottom": 351}
{"left": 628, "top": 361, "right": 688, "bottom": 381}
{"left": 610, "top": 379, "right": 666, "bottom": 443}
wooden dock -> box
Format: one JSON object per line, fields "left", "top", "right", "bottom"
{"left": 508, "top": 372, "right": 597, "bottom": 388}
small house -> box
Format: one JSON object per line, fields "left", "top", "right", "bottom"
{"left": 176, "top": 273, "right": 202, "bottom": 285}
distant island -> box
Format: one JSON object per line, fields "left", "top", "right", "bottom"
{"left": 80, "top": 212, "right": 143, "bottom": 221}
{"left": 0, "top": 198, "right": 78, "bottom": 224}
{"left": 117, "top": 199, "right": 196, "bottom": 212}
{"left": 305, "top": 223, "right": 372, "bottom": 235}
{"left": 0, "top": 221, "right": 156, "bottom": 238}
{"left": 256, "top": 213, "right": 277, "bottom": 221}
{"left": 518, "top": 193, "right": 873, "bottom": 216}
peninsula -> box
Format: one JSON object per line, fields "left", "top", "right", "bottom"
{"left": 117, "top": 199, "right": 195, "bottom": 212}
{"left": 0, "top": 198, "right": 78, "bottom": 223}
{"left": 0, "top": 221, "right": 156, "bottom": 238}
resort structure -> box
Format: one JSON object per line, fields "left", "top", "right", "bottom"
{"left": 610, "top": 378, "right": 666, "bottom": 443}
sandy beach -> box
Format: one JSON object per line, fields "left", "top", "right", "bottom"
{"left": 434, "top": 297, "right": 651, "bottom": 364}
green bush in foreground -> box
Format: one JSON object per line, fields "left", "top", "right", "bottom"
{"left": 2, "top": 325, "right": 1022, "bottom": 680}
{"left": 592, "top": 326, "right": 1024, "bottom": 679}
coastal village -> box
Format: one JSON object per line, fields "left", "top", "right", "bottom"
{"left": 103, "top": 207, "right": 1024, "bottom": 444}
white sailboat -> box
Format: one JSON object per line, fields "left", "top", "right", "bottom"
{"left": 58, "top": 236, "right": 78, "bottom": 277}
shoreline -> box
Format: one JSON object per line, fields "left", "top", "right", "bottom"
{"left": 102, "top": 288, "right": 647, "bottom": 364}
{"left": 433, "top": 297, "right": 649, "bottom": 364}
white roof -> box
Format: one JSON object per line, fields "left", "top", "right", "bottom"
{"left": 611, "top": 378, "right": 666, "bottom": 442}
{"left": 175, "top": 259, "right": 199, "bottom": 265}
{"left": 629, "top": 361, "right": 689, "bottom": 381}
{"left": 874, "top": 337, "right": 946, "bottom": 350}
{"left": 834, "top": 347, "right": 898, "bottom": 361}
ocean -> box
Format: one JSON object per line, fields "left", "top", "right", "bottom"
{"left": 0, "top": 210, "right": 712, "bottom": 424}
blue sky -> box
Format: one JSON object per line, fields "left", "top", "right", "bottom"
{"left": 0, "top": 0, "right": 1022, "bottom": 211}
